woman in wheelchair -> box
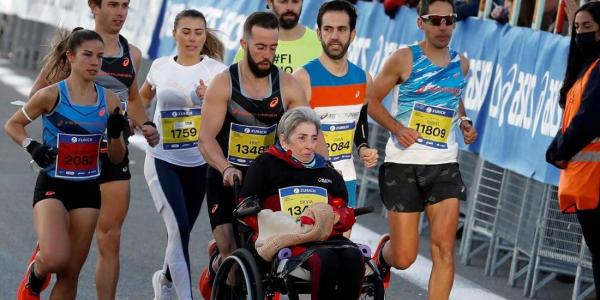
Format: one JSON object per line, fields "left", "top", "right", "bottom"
{"left": 237, "top": 107, "right": 367, "bottom": 299}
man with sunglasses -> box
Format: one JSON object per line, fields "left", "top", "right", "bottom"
{"left": 368, "top": 0, "right": 477, "bottom": 297}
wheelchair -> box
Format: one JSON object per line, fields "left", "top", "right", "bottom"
{"left": 210, "top": 195, "right": 386, "bottom": 300}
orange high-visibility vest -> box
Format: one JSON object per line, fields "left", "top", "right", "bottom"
{"left": 558, "top": 59, "right": 600, "bottom": 213}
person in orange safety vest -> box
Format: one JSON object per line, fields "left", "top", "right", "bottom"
{"left": 546, "top": 3, "right": 600, "bottom": 298}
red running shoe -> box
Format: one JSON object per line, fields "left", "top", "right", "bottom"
{"left": 17, "top": 243, "right": 51, "bottom": 300}
{"left": 199, "top": 240, "right": 219, "bottom": 299}
{"left": 372, "top": 234, "right": 391, "bottom": 289}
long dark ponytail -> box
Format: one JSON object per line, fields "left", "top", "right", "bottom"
{"left": 42, "top": 27, "right": 104, "bottom": 82}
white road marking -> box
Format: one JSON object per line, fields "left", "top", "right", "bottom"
{"left": 352, "top": 223, "right": 506, "bottom": 300}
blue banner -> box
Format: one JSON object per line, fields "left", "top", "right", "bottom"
{"left": 156, "top": 0, "right": 568, "bottom": 185}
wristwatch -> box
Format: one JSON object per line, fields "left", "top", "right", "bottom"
{"left": 458, "top": 116, "right": 472, "bottom": 128}
{"left": 22, "top": 137, "right": 33, "bottom": 150}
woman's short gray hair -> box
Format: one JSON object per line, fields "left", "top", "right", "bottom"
{"left": 277, "top": 107, "right": 321, "bottom": 141}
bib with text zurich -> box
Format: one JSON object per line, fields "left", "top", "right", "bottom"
{"left": 56, "top": 133, "right": 102, "bottom": 179}
{"left": 279, "top": 186, "right": 328, "bottom": 220}
{"left": 407, "top": 103, "right": 454, "bottom": 149}
{"left": 161, "top": 109, "right": 201, "bottom": 150}
{"left": 228, "top": 123, "right": 276, "bottom": 166}
{"left": 322, "top": 122, "right": 355, "bottom": 162}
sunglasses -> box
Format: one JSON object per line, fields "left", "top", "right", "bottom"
{"left": 420, "top": 14, "right": 458, "bottom": 26}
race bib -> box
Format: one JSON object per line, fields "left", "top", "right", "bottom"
{"left": 161, "top": 109, "right": 201, "bottom": 150}
{"left": 322, "top": 122, "right": 355, "bottom": 162}
{"left": 55, "top": 133, "right": 102, "bottom": 179}
{"left": 228, "top": 123, "right": 276, "bottom": 166}
{"left": 279, "top": 186, "right": 328, "bottom": 220}
{"left": 407, "top": 103, "right": 455, "bottom": 149}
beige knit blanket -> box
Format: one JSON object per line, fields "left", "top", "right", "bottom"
{"left": 255, "top": 202, "right": 338, "bottom": 261}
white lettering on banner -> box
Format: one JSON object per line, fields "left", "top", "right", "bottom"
{"left": 347, "top": 37, "right": 371, "bottom": 70}
{"left": 348, "top": 35, "right": 401, "bottom": 76}
{"left": 536, "top": 73, "right": 562, "bottom": 137}
{"left": 488, "top": 64, "right": 562, "bottom": 137}
{"left": 464, "top": 58, "right": 493, "bottom": 112}
{"left": 508, "top": 72, "right": 536, "bottom": 129}
{"left": 489, "top": 64, "right": 518, "bottom": 127}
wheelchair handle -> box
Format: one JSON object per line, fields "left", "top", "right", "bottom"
{"left": 233, "top": 175, "right": 241, "bottom": 200}
{"left": 353, "top": 206, "right": 374, "bottom": 216}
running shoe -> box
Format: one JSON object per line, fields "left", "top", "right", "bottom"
{"left": 199, "top": 240, "right": 219, "bottom": 299}
{"left": 152, "top": 270, "right": 174, "bottom": 300}
{"left": 17, "top": 243, "right": 51, "bottom": 300}
{"left": 372, "top": 234, "right": 391, "bottom": 289}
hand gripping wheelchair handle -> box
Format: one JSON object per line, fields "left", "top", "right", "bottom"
{"left": 353, "top": 206, "right": 374, "bottom": 216}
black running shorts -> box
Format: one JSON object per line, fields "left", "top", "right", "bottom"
{"left": 378, "top": 162, "right": 466, "bottom": 212}
{"left": 33, "top": 172, "right": 101, "bottom": 210}
{"left": 205, "top": 166, "right": 248, "bottom": 230}
{"left": 98, "top": 149, "right": 131, "bottom": 184}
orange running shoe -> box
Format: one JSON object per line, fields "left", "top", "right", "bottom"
{"left": 199, "top": 240, "right": 219, "bottom": 299}
{"left": 17, "top": 243, "right": 51, "bottom": 300}
{"left": 372, "top": 234, "right": 391, "bottom": 289}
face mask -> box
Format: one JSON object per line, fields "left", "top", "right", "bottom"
{"left": 575, "top": 31, "right": 598, "bottom": 51}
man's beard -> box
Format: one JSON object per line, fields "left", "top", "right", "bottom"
{"left": 322, "top": 40, "right": 351, "bottom": 60}
{"left": 279, "top": 10, "right": 300, "bottom": 30}
{"left": 246, "top": 50, "right": 272, "bottom": 78}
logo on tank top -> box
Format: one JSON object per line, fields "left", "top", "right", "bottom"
{"left": 211, "top": 204, "right": 219, "bottom": 214}
{"left": 99, "top": 107, "right": 106, "bottom": 117}
{"left": 355, "top": 90, "right": 360, "bottom": 98}
{"left": 122, "top": 57, "right": 130, "bottom": 67}
{"left": 269, "top": 97, "right": 279, "bottom": 108}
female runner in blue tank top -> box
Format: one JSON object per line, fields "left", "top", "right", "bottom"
{"left": 5, "top": 29, "right": 128, "bottom": 300}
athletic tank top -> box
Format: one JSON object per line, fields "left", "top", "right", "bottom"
{"left": 96, "top": 35, "right": 135, "bottom": 110}
{"left": 42, "top": 80, "right": 108, "bottom": 180}
{"left": 385, "top": 44, "right": 465, "bottom": 165}
{"left": 304, "top": 58, "right": 366, "bottom": 181}
{"left": 216, "top": 63, "right": 285, "bottom": 167}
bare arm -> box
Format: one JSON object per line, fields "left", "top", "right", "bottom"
{"left": 139, "top": 81, "right": 156, "bottom": 108}
{"left": 292, "top": 68, "right": 312, "bottom": 103}
{"left": 198, "top": 71, "right": 232, "bottom": 174}
{"left": 127, "top": 45, "right": 159, "bottom": 146}
{"left": 369, "top": 48, "right": 421, "bottom": 148}
{"left": 458, "top": 54, "right": 477, "bottom": 144}
{"left": 105, "top": 91, "right": 127, "bottom": 163}
{"left": 5, "top": 87, "right": 58, "bottom": 146}
{"left": 123, "top": 45, "right": 149, "bottom": 127}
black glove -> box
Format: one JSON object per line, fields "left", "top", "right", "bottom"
{"left": 26, "top": 140, "right": 58, "bottom": 168}
{"left": 107, "top": 107, "right": 128, "bottom": 139}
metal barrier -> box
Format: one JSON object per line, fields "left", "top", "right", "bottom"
{"left": 528, "top": 186, "right": 583, "bottom": 298}
{"left": 460, "top": 160, "right": 504, "bottom": 266}
{"left": 573, "top": 241, "right": 595, "bottom": 300}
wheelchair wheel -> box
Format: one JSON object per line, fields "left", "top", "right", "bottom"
{"left": 211, "top": 248, "right": 264, "bottom": 300}
{"left": 361, "top": 260, "right": 386, "bottom": 300}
